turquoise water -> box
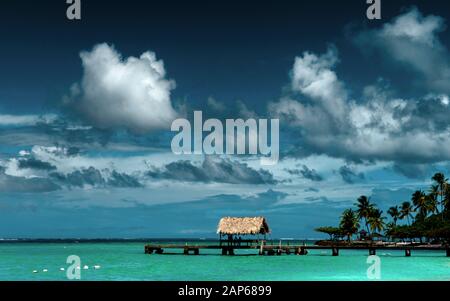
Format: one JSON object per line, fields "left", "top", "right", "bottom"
{"left": 0, "top": 242, "right": 449, "bottom": 281}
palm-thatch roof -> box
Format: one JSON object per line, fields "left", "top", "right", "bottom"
{"left": 217, "top": 217, "right": 270, "bottom": 235}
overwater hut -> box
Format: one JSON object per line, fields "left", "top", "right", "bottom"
{"left": 217, "top": 217, "right": 270, "bottom": 246}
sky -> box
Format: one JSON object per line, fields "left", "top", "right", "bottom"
{"left": 1, "top": 0, "right": 450, "bottom": 238}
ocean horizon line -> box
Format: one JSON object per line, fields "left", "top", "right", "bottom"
{"left": 0, "top": 237, "right": 321, "bottom": 243}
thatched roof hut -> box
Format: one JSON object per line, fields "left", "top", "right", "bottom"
{"left": 217, "top": 217, "right": 270, "bottom": 235}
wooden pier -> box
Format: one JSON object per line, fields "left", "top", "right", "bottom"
{"left": 144, "top": 242, "right": 450, "bottom": 257}
{"left": 145, "top": 217, "right": 449, "bottom": 257}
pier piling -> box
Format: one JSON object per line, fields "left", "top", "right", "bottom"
{"left": 446, "top": 249, "right": 450, "bottom": 257}
{"left": 369, "top": 248, "right": 376, "bottom": 256}
{"left": 332, "top": 247, "right": 339, "bottom": 256}
{"left": 405, "top": 249, "right": 411, "bottom": 257}
{"left": 183, "top": 247, "right": 200, "bottom": 255}
{"left": 221, "top": 247, "right": 234, "bottom": 255}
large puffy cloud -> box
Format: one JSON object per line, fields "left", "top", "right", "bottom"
{"left": 291, "top": 46, "right": 347, "bottom": 123}
{"left": 147, "top": 156, "right": 277, "bottom": 185}
{"left": 270, "top": 37, "right": 450, "bottom": 164}
{"left": 381, "top": 8, "right": 444, "bottom": 45}
{"left": 355, "top": 7, "right": 450, "bottom": 94}
{"left": 66, "top": 43, "right": 178, "bottom": 133}
{"left": 271, "top": 47, "right": 351, "bottom": 141}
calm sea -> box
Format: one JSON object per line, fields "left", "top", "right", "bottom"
{"left": 0, "top": 241, "right": 449, "bottom": 281}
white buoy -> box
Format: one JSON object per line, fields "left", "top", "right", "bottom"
{"left": 60, "top": 268, "right": 65, "bottom": 271}
{"left": 32, "top": 270, "right": 38, "bottom": 273}
{"left": 83, "top": 265, "right": 89, "bottom": 270}
{"left": 93, "top": 265, "right": 101, "bottom": 270}
{"left": 43, "top": 269, "right": 48, "bottom": 272}
{"left": 76, "top": 266, "right": 81, "bottom": 270}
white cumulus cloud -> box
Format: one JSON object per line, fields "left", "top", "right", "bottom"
{"left": 356, "top": 7, "right": 450, "bottom": 94}
{"left": 270, "top": 45, "right": 450, "bottom": 164}
{"left": 381, "top": 8, "right": 445, "bottom": 46}
{"left": 67, "top": 43, "right": 178, "bottom": 133}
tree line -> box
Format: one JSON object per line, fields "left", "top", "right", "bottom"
{"left": 316, "top": 173, "right": 450, "bottom": 244}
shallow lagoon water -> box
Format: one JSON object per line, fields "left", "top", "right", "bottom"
{"left": 0, "top": 242, "right": 449, "bottom": 281}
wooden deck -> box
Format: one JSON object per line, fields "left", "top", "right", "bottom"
{"left": 144, "top": 242, "right": 450, "bottom": 256}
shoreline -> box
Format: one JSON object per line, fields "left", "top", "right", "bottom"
{"left": 315, "top": 240, "right": 446, "bottom": 248}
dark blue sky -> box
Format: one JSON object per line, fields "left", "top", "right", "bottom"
{"left": 2, "top": 0, "right": 449, "bottom": 114}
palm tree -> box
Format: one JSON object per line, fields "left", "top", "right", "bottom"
{"left": 429, "top": 184, "right": 440, "bottom": 211}
{"left": 400, "top": 201, "right": 414, "bottom": 225}
{"left": 387, "top": 206, "right": 400, "bottom": 225}
{"left": 432, "top": 172, "right": 448, "bottom": 213}
{"left": 354, "top": 195, "right": 373, "bottom": 235}
{"left": 425, "top": 193, "right": 439, "bottom": 215}
{"left": 412, "top": 190, "right": 427, "bottom": 219}
{"left": 340, "top": 209, "right": 360, "bottom": 242}
{"left": 367, "top": 208, "right": 386, "bottom": 234}
{"left": 384, "top": 222, "right": 397, "bottom": 241}
{"left": 443, "top": 185, "right": 450, "bottom": 214}
{"left": 315, "top": 227, "right": 342, "bottom": 241}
